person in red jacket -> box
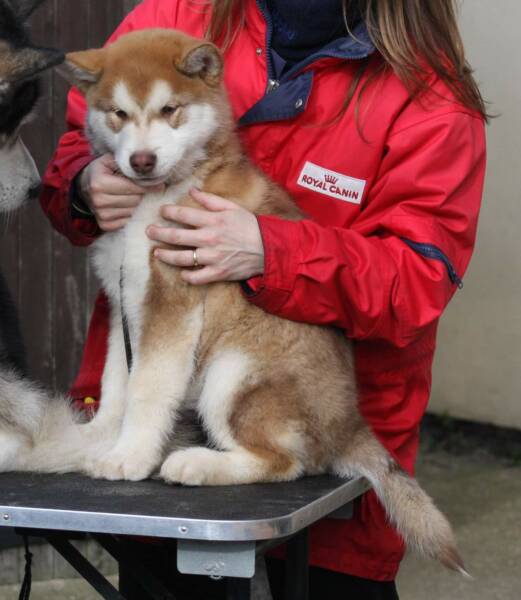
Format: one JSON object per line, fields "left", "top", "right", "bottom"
{"left": 41, "top": 0, "right": 487, "bottom": 598}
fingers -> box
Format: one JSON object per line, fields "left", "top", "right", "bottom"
{"left": 81, "top": 154, "right": 159, "bottom": 232}
{"left": 153, "top": 247, "right": 228, "bottom": 285}
{"left": 160, "top": 204, "right": 219, "bottom": 228}
{"left": 153, "top": 247, "right": 219, "bottom": 268}
{"left": 189, "top": 188, "right": 238, "bottom": 211}
{"left": 147, "top": 225, "right": 212, "bottom": 248}
{"left": 91, "top": 193, "right": 143, "bottom": 211}
{"left": 99, "top": 218, "right": 131, "bottom": 232}
{"left": 93, "top": 170, "right": 151, "bottom": 197}
{"left": 99, "top": 153, "right": 119, "bottom": 171}
{"left": 96, "top": 207, "right": 135, "bottom": 221}
{"left": 181, "top": 266, "right": 226, "bottom": 286}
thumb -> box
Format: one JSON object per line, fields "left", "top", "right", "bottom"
{"left": 100, "top": 153, "right": 120, "bottom": 173}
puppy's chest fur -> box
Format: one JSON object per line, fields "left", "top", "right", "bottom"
{"left": 90, "top": 179, "right": 197, "bottom": 352}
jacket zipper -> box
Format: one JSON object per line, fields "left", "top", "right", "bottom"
{"left": 256, "top": 1, "right": 278, "bottom": 93}
{"left": 401, "top": 239, "right": 463, "bottom": 288}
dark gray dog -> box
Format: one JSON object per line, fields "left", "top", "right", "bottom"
{"left": 0, "top": 0, "right": 73, "bottom": 471}
{"left": 0, "top": 0, "right": 63, "bottom": 369}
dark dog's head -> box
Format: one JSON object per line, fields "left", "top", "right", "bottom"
{"left": 0, "top": 0, "right": 63, "bottom": 212}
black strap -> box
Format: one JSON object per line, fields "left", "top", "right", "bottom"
{"left": 119, "top": 266, "right": 133, "bottom": 373}
{"left": 18, "top": 535, "right": 32, "bottom": 600}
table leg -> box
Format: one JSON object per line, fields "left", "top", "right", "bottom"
{"left": 226, "top": 577, "right": 251, "bottom": 600}
{"left": 45, "top": 535, "right": 124, "bottom": 600}
{"left": 119, "top": 561, "right": 149, "bottom": 600}
{"left": 285, "top": 529, "right": 309, "bottom": 600}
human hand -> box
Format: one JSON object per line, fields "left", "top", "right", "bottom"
{"left": 147, "top": 189, "right": 265, "bottom": 285}
{"left": 79, "top": 153, "right": 162, "bottom": 232}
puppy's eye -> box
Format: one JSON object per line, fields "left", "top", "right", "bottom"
{"left": 161, "top": 105, "right": 178, "bottom": 117}
{"left": 113, "top": 109, "right": 128, "bottom": 120}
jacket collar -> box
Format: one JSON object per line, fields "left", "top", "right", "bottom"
{"left": 239, "top": 2, "right": 375, "bottom": 127}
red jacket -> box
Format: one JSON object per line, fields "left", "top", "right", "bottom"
{"left": 41, "top": 0, "right": 486, "bottom": 581}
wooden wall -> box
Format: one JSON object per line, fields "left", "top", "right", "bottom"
{"left": 0, "top": 0, "right": 139, "bottom": 391}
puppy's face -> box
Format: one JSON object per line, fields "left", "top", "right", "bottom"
{"left": 0, "top": 0, "right": 64, "bottom": 212}
{"left": 62, "top": 29, "right": 227, "bottom": 186}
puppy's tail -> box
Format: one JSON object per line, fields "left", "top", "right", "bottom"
{"left": 332, "top": 425, "right": 467, "bottom": 575}
{"left": 0, "top": 368, "right": 107, "bottom": 473}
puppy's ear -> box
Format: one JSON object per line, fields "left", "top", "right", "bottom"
{"left": 177, "top": 43, "right": 223, "bottom": 87}
{"left": 0, "top": 46, "right": 64, "bottom": 82}
{"left": 56, "top": 48, "right": 106, "bottom": 93}
{"left": 10, "top": 0, "right": 47, "bottom": 21}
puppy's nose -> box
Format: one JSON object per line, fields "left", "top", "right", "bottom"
{"left": 130, "top": 152, "right": 157, "bottom": 175}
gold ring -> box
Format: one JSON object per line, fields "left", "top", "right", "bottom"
{"left": 193, "top": 249, "right": 199, "bottom": 268}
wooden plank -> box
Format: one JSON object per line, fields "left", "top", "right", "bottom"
{"left": 49, "top": 0, "right": 92, "bottom": 391}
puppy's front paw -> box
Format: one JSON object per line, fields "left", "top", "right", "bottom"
{"left": 86, "top": 448, "right": 155, "bottom": 482}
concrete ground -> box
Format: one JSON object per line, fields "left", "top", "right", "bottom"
{"left": 1, "top": 422, "right": 520, "bottom": 599}
{"left": 0, "top": 577, "right": 118, "bottom": 600}
{"left": 398, "top": 448, "right": 521, "bottom": 600}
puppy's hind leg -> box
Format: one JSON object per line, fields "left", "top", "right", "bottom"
{"left": 160, "top": 445, "right": 303, "bottom": 486}
{"left": 83, "top": 310, "right": 129, "bottom": 440}
{"left": 161, "top": 356, "right": 305, "bottom": 486}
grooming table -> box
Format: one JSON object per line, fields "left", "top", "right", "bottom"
{"left": 0, "top": 472, "right": 370, "bottom": 599}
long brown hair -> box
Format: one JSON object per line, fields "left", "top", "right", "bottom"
{"left": 205, "top": 0, "right": 487, "bottom": 120}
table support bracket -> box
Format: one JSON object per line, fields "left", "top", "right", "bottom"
{"left": 177, "top": 539, "right": 256, "bottom": 579}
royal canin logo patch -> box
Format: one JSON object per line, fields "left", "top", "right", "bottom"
{"left": 297, "top": 161, "right": 366, "bottom": 204}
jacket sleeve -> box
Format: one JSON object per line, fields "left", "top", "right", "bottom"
{"left": 40, "top": 0, "right": 177, "bottom": 246}
{"left": 245, "top": 111, "right": 486, "bottom": 347}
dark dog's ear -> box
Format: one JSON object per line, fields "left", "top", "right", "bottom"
{"left": 177, "top": 43, "right": 223, "bottom": 87}
{"left": 56, "top": 48, "right": 106, "bottom": 93}
{"left": 9, "top": 0, "right": 47, "bottom": 21}
{"left": 0, "top": 46, "right": 64, "bottom": 83}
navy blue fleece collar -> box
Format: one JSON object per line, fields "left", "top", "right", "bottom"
{"left": 239, "top": 5, "right": 375, "bottom": 126}
{"left": 257, "top": 0, "right": 375, "bottom": 66}
{"left": 266, "top": 0, "right": 355, "bottom": 64}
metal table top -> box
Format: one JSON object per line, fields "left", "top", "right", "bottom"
{"left": 0, "top": 473, "right": 370, "bottom": 542}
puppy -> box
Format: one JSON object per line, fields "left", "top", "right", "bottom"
{"left": 37, "top": 28, "right": 466, "bottom": 571}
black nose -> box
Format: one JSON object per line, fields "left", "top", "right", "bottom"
{"left": 27, "top": 183, "right": 41, "bottom": 199}
{"left": 130, "top": 152, "right": 157, "bottom": 176}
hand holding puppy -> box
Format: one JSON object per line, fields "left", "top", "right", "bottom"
{"left": 147, "top": 188, "right": 265, "bottom": 284}
{"left": 79, "top": 153, "right": 161, "bottom": 232}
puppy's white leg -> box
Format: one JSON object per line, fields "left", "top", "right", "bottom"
{"left": 92, "top": 354, "right": 195, "bottom": 481}
{"left": 91, "top": 308, "right": 202, "bottom": 481}
{"left": 83, "top": 309, "right": 128, "bottom": 443}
